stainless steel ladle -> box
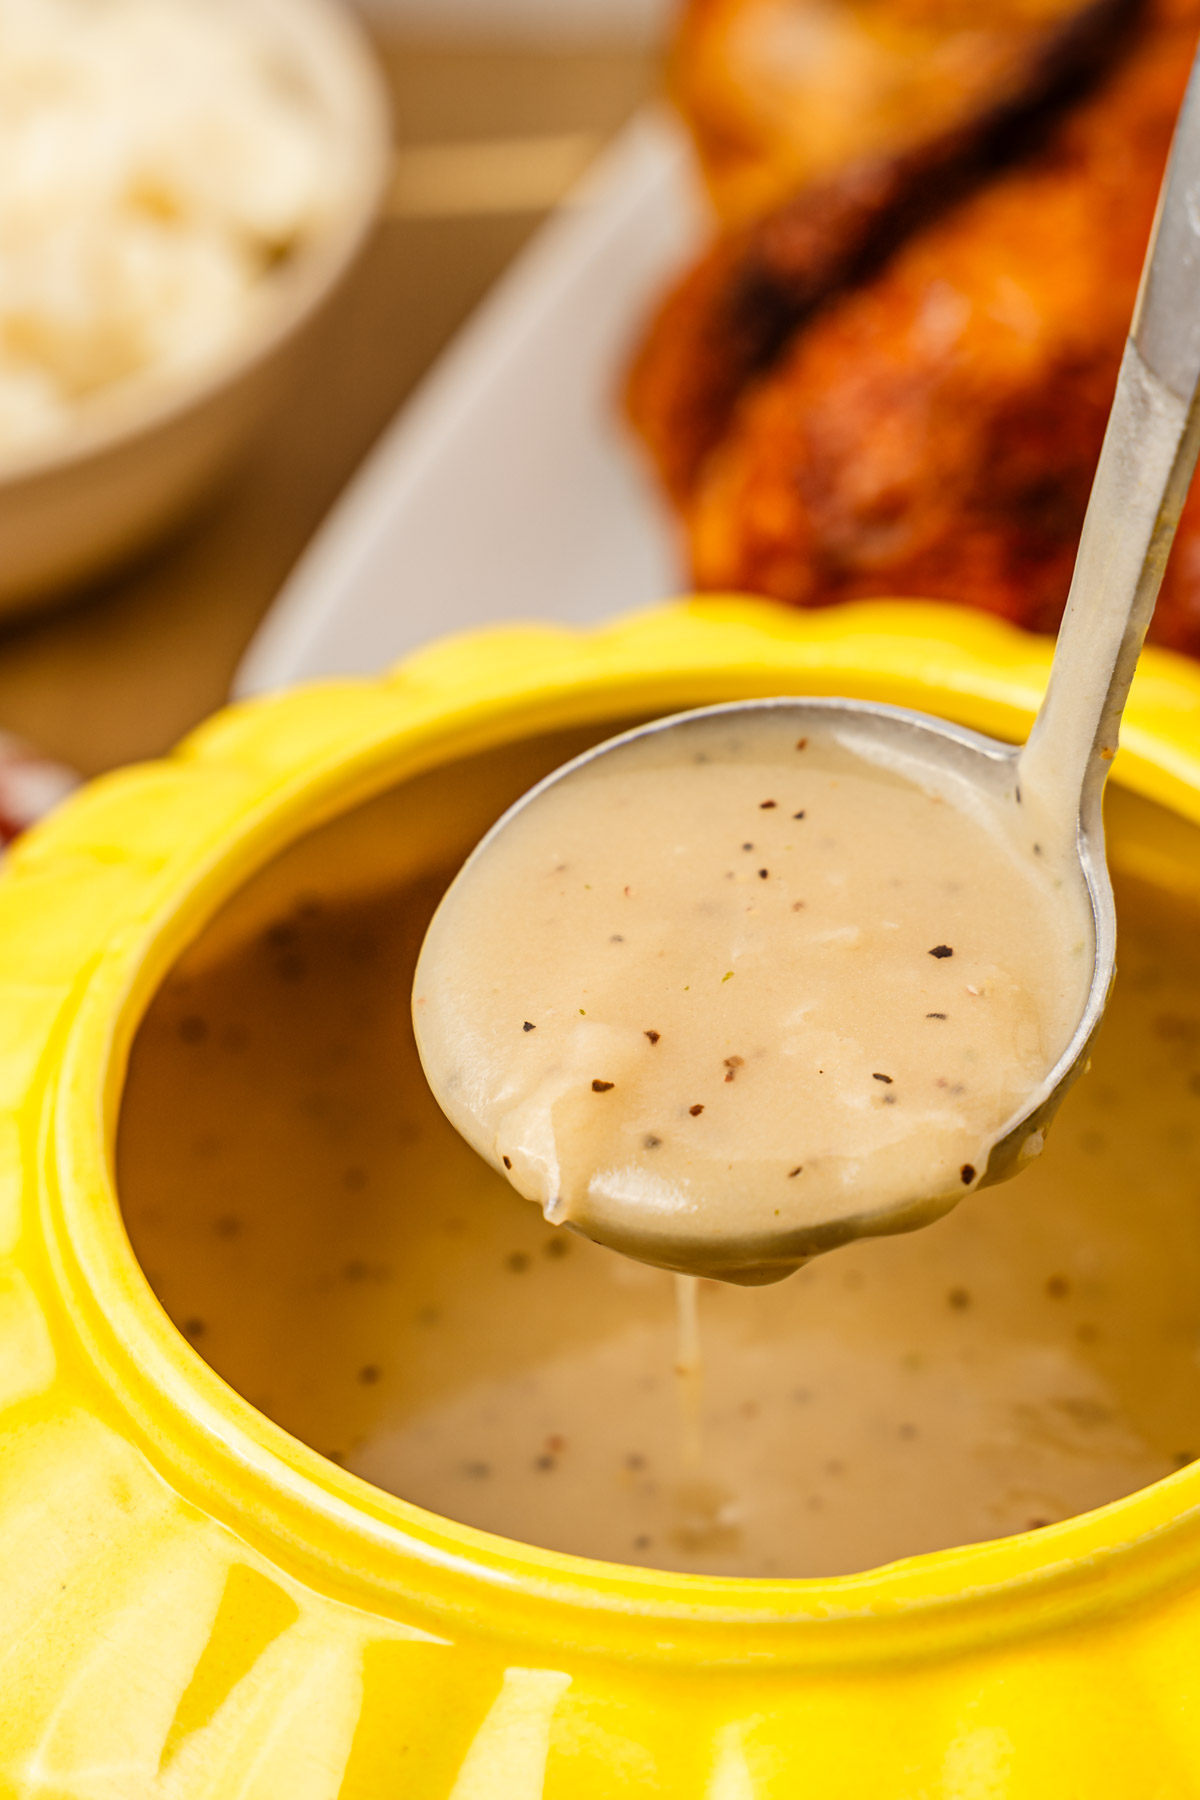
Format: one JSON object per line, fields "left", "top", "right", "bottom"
{"left": 421, "top": 50, "right": 1200, "bottom": 1283}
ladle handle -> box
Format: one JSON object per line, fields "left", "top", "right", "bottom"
{"left": 1019, "top": 48, "right": 1200, "bottom": 831}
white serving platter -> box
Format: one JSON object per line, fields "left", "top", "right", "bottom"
{"left": 234, "top": 108, "right": 708, "bottom": 694}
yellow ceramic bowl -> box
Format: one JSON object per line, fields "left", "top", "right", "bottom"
{"left": 6, "top": 597, "right": 1200, "bottom": 1797}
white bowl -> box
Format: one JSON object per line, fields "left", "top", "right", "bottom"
{"left": 235, "top": 111, "right": 707, "bottom": 693}
{"left": 0, "top": 0, "right": 392, "bottom": 617}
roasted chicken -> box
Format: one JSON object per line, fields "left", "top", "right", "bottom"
{"left": 628, "top": 0, "right": 1200, "bottom": 655}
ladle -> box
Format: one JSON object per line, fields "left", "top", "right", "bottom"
{"left": 416, "top": 51, "right": 1200, "bottom": 1283}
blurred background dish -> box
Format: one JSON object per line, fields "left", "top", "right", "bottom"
{"left": 0, "top": 6, "right": 664, "bottom": 780}
{"left": 10, "top": 0, "right": 1200, "bottom": 781}
{"left": 0, "top": 0, "right": 390, "bottom": 616}
{"left": 627, "top": 0, "right": 1200, "bottom": 656}
{"left": 234, "top": 109, "right": 706, "bottom": 694}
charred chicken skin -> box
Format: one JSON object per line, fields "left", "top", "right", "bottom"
{"left": 628, "top": 0, "right": 1200, "bottom": 655}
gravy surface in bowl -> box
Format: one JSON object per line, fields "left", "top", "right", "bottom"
{"left": 116, "top": 754, "right": 1200, "bottom": 1579}
{"left": 413, "top": 710, "right": 1092, "bottom": 1275}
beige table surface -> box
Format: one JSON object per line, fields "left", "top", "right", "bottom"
{"left": 0, "top": 39, "right": 655, "bottom": 779}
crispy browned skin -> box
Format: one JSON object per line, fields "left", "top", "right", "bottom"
{"left": 672, "top": 0, "right": 1110, "bottom": 226}
{"left": 683, "top": 12, "right": 1200, "bottom": 640}
{"left": 629, "top": 0, "right": 1200, "bottom": 653}
{"left": 627, "top": 0, "right": 1141, "bottom": 504}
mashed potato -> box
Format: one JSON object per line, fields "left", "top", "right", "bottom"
{"left": 0, "top": 0, "right": 340, "bottom": 459}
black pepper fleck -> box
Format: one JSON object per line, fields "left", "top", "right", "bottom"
{"left": 872, "top": 1072, "right": 893, "bottom": 1084}
{"left": 502, "top": 1156, "right": 512, "bottom": 1170}
{"left": 523, "top": 1020, "right": 536, "bottom": 1032}
{"left": 926, "top": 1012, "right": 947, "bottom": 1019}
{"left": 758, "top": 868, "right": 769, "bottom": 880}
{"left": 689, "top": 1104, "right": 704, "bottom": 1116}
{"left": 929, "top": 945, "right": 954, "bottom": 959}
{"left": 644, "top": 1029, "right": 660, "bottom": 1044}
{"left": 787, "top": 1166, "right": 803, "bottom": 1178}
{"left": 592, "top": 1079, "right": 615, "bottom": 1092}
{"left": 643, "top": 1134, "right": 662, "bottom": 1150}
{"left": 760, "top": 800, "right": 777, "bottom": 809}
{"left": 960, "top": 1163, "right": 976, "bottom": 1184}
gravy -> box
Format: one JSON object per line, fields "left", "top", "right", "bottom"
{"left": 414, "top": 712, "right": 1092, "bottom": 1276}
{"left": 117, "top": 791, "right": 1200, "bottom": 1578}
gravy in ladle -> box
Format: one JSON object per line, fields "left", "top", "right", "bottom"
{"left": 414, "top": 711, "right": 1093, "bottom": 1278}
